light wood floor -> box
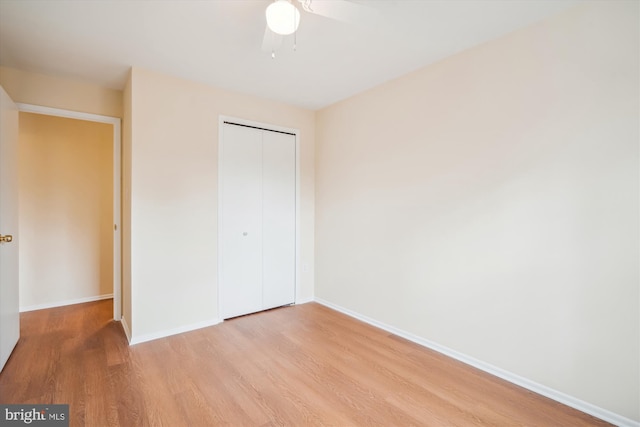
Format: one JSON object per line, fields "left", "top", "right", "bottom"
{"left": 0, "top": 299, "right": 610, "bottom": 426}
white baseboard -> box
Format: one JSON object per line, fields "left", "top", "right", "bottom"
{"left": 314, "top": 297, "right": 638, "bottom": 427}
{"left": 129, "top": 318, "right": 221, "bottom": 346}
{"left": 120, "top": 316, "right": 132, "bottom": 343}
{"left": 295, "top": 296, "right": 315, "bottom": 304}
{"left": 20, "top": 294, "right": 114, "bottom": 313}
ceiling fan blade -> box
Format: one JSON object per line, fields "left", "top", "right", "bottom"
{"left": 301, "top": 0, "right": 379, "bottom": 26}
{"left": 261, "top": 25, "right": 283, "bottom": 53}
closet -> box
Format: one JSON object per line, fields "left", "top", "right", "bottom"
{"left": 219, "top": 121, "right": 296, "bottom": 319}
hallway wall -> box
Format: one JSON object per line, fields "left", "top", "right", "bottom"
{"left": 19, "top": 112, "right": 113, "bottom": 310}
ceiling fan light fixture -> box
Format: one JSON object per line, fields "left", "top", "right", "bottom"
{"left": 266, "top": 0, "right": 301, "bottom": 36}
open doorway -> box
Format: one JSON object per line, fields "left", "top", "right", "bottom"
{"left": 16, "top": 104, "right": 121, "bottom": 321}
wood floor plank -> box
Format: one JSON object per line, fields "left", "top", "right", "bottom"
{"left": 0, "top": 299, "right": 612, "bottom": 426}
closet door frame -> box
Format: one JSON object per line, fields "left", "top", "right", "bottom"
{"left": 217, "top": 115, "right": 300, "bottom": 321}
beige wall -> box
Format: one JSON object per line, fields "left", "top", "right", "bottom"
{"left": 0, "top": 66, "right": 122, "bottom": 118}
{"left": 19, "top": 112, "right": 114, "bottom": 309}
{"left": 316, "top": 1, "right": 638, "bottom": 422}
{"left": 127, "top": 67, "right": 315, "bottom": 340}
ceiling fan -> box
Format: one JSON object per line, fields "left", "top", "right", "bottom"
{"left": 262, "top": 0, "right": 377, "bottom": 56}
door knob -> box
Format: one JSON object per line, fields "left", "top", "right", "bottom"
{"left": 0, "top": 234, "right": 13, "bottom": 243}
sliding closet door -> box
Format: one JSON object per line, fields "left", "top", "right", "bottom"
{"left": 220, "top": 122, "right": 296, "bottom": 320}
{"left": 262, "top": 131, "right": 295, "bottom": 310}
{"left": 220, "top": 125, "right": 263, "bottom": 319}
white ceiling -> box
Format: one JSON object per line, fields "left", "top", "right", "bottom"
{"left": 0, "top": 0, "right": 580, "bottom": 110}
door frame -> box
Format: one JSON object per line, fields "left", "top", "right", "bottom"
{"left": 217, "top": 115, "right": 300, "bottom": 321}
{"left": 17, "top": 103, "right": 122, "bottom": 321}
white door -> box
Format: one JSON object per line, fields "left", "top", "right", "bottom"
{"left": 261, "top": 130, "right": 295, "bottom": 309}
{"left": 0, "top": 86, "right": 20, "bottom": 372}
{"left": 220, "top": 122, "right": 296, "bottom": 319}
{"left": 220, "top": 124, "right": 263, "bottom": 319}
